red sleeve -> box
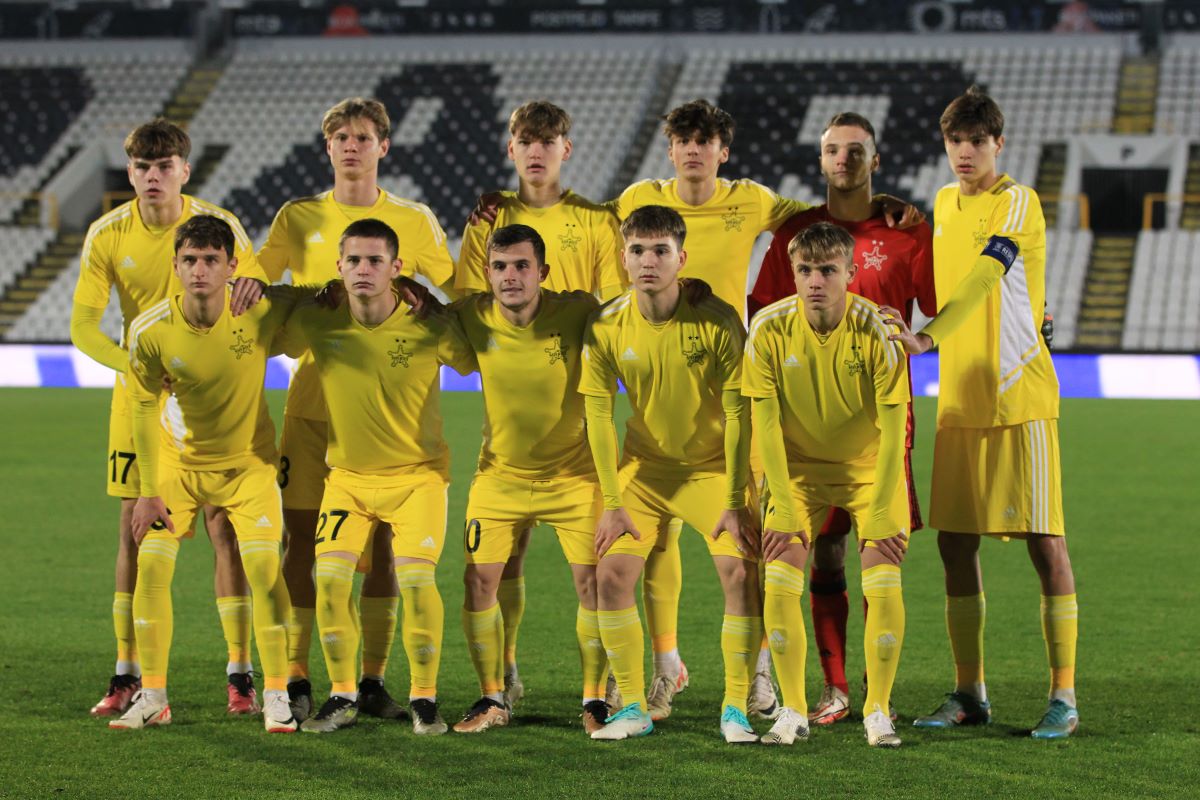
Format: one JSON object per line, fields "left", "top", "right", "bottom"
{"left": 748, "top": 215, "right": 804, "bottom": 319}
{"left": 910, "top": 222, "right": 937, "bottom": 317}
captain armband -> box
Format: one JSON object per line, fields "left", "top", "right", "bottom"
{"left": 981, "top": 236, "right": 1019, "bottom": 274}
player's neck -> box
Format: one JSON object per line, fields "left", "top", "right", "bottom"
{"left": 675, "top": 175, "right": 717, "bottom": 206}
{"left": 498, "top": 291, "right": 542, "bottom": 328}
{"left": 959, "top": 169, "right": 1001, "bottom": 197}
{"left": 517, "top": 179, "right": 564, "bottom": 209}
{"left": 804, "top": 298, "right": 845, "bottom": 335}
{"left": 333, "top": 176, "right": 380, "bottom": 207}
{"left": 826, "top": 185, "right": 873, "bottom": 222}
{"left": 635, "top": 283, "right": 681, "bottom": 324}
{"left": 349, "top": 289, "right": 399, "bottom": 327}
{"left": 138, "top": 195, "right": 185, "bottom": 228}
{"left": 181, "top": 290, "right": 225, "bottom": 330}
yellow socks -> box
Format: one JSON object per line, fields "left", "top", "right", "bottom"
{"left": 112, "top": 592, "right": 138, "bottom": 675}
{"left": 861, "top": 565, "right": 904, "bottom": 717}
{"left": 314, "top": 557, "right": 359, "bottom": 696}
{"left": 287, "top": 606, "right": 315, "bottom": 681}
{"left": 598, "top": 607, "right": 646, "bottom": 709}
{"left": 947, "top": 593, "right": 986, "bottom": 698}
{"left": 720, "top": 614, "right": 761, "bottom": 713}
{"left": 397, "top": 563, "right": 443, "bottom": 700}
{"left": 497, "top": 576, "right": 525, "bottom": 671}
{"left": 239, "top": 540, "right": 290, "bottom": 692}
{"left": 132, "top": 537, "right": 180, "bottom": 690}
{"left": 644, "top": 518, "right": 683, "bottom": 658}
{"left": 576, "top": 606, "right": 608, "bottom": 702}
{"left": 359, "top": 595, "right": 399, "bottom": 680}
{"left": 216, "top": 595, "right": 252, "bottom": 673}
{"left": 462, "top": 604, "right": 505, "bottom": 698}
{"left": 763, "top": 562, "right": 807, "bottom": 715}
{"left": 1041, "top": 593, "right": 1078, "bottom": 704}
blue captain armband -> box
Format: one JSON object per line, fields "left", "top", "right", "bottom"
{"left": 981, "top": 236, "right": 1019, "bottom": 273}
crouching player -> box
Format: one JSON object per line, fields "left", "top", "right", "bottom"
{"left": 449, "top": 224, "right": 610, "bottom": 734}
{"left": 276, "top": 219, "right": 475, "bottom": 734}
{"left": 580, "top": 206, "right": 762, "bottom": 743}
{"left": 118, "top": 215, "right": 296, "bottom": 732}
{"left": 744, "top": 222, "right": 910, "bottom": 748}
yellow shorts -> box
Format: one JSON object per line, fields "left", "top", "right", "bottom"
{"left": 763, "top": 479, "right": 911, "bottom": 545}
{"left": 106, "top": 403, "right": 140, "bottom": 499}
{"left": 464, "top": 472, "right": 601, "bottom": 566}
{"left": 279, "top": 415, "right": 329, "bottom": 511}
{"left": 148, "top": 460, "right": 283, "bottom": 543}
{"left": 930, "top": 419, "right": 1065, "bottom": 536}
{"left": 607, "top": 462, "right": 753, "bottom": 562}
{"left": 315, "top": 468, "right": 448, "bottom": 565}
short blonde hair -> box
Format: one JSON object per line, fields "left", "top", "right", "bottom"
{"left": 787, "top": 222, "right": 855, "bottom": 266}
{"left": 322, "top": 97, "right": 391, "bottom": 141}
{"left": 508, "top": 100, "right": 572, "bottom": 139}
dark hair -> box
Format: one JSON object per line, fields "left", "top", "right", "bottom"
{"left": 508, "top": 100, "right": 572, "bottom": 140}
{"left": 620, "top": 205, "right": 687, "bottom": 249}
{"left": 940, "top": 85, "right": 1004, "bottom": 139}
{"left": 125, "top": 118, "right": 191, "bottom": 161}
{"left": 174, "top": 215, "right": 234, "bottom": 257}
{"left": 663, "top": 99, "right": 735, "bottom": 147}
{"left": 787, "top": 221, "right": 855, "bottom": 266}
{"left": 488, "top": 223, "right": 546, "bottom": 265}
{"left": 339, "top": 218, "right": 399, "bottom": 261}
{"left": 823, "top": 112, "right": 877, "bottom": 148}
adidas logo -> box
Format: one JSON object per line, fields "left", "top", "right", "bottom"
{"left": 169, "top": 356, "right": 185, "bottom": 369}
{"left": 256, "top": 515, "right": 272, "bottom": 528}
{"left": 420, "top": 536, "right": 436, "bottom": 548}
{"left": 783, "top": 354, "right": 801, "bottom": 367}
{"left": 119, "top": 256, "right": 137, "bottom": 269}
{"left": 307, "top": 232, "right": 324, "bottom": 244}
{"left": 620, "top": 347, "right": 638, "bottom": 361}
{"left": 486, "top": 336, "right": 499, "bottom": 351}
{"left": 934, "top": 224, "right": 944, "bottom": 237}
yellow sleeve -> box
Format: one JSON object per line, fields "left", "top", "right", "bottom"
{"left": 437, "top": 312, "right": 479, "bottom": 376}
{"left": 751, "top": 396, "right": 798, "bottom": 532}
{"left": 759, "top": 182, "right": 811, "bottom": 233}
{"left": 72, "top": 222, "right": 116, "bottom": 309}
{"left": 257, "top": 205, "right": 292, "bottom": 283}
{"left": 594, "top": 210, "right": 626, "bottom": 296}
{"left": 920, "top": 255, "right": 1005, "bottom": 346}
{"left": 584, "top": 393, "right": 622, "bottom": 509}
{"left": 578, "top": 317, "right": 618, "bottom": 396}
{"left": 273, "top": 309, "right": 310, "bottom": 359}
{"left": 127, "top": 335, "right": 164, "bottom": 496}
{"left": 408, "top": 207, "right": 456, "bottom": 292}
{"left": 721, "top": 388, "right": 749, "bottom": 509}
{"left": 862, "top": 402, "right": 906, "bottom": 540}
{"left": 230, "top": 216, "right": 269, "bottom": 284}
{"left": 70, "top": 301, "right": 126, "bottom": 372}
{"left": 454, "top": 219, "right": 492, "bottom": 293}
{"left": 606, "top": 183, "right": 637, "bottom": 220}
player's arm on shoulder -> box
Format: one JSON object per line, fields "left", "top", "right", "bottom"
{"left": 409, "top": 204, "right": 458, "bottom": 298}
{"left": 436, "top": 310, "right": 478, "bottom": 376}
{"left": 270, "top": 305, "right": 311, "bottom": 359}
{"left": 256, "top": 204, "right": 292, "bottom": 284}
{"left": 874, "top": 194, "right": 926, "bottom": 229}
{"left": 454, "top": 216, "right": 492, "bottom": 295}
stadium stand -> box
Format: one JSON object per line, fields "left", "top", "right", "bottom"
{"left": 1125, "top": 230, "right": 1200, "bottom": 351}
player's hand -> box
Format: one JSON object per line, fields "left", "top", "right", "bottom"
{"left": 396, "top": 276, "right": 443, "bottom": 319}
{"left": 160, "top": 374, "right": 175, "bottom": 394}
{"left": 229, "top": 278, "right": 266, "bottom": 316}
{"left": 711, "top": 506, "right": 760, "bottom": 559}
{"left": 1041, "top": 310, "right": 1054, "bottom": 349}
{"left": 859, "top": 531, "right": 909, "bottom": 565}
{"left": 467, "top": 191, "right": 503, "bottom": 226}
{"left": 879, "top": 305, "right": 933, "bottom": 355}
{"left": 595, "top": 507, "right": 640, "bottom": 558}
{"left": 315, "top": 279, "right": 345, "bottom": 310}
{"left": 680, "top": 277, "right": 713, "bottom": 305}
{"left": 131, "top": 496, "right": 174, "bottom": 543}
{"left": 877, "top": 195, "right": 926, "bottom": 229}
{"left": 761, "top": 528, "right": 807, "bottom": 563}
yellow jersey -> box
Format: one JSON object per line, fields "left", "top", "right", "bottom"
{"left": 258, "top": 188, "right": 456, "bottom": 421}
{"left": 126, "top": 287, "right": 297, "bottom": 494}
{"left": 611, "top": 178, "right": 808, "bottom": 317}
{"left": 277, "top": 295, "right": 476, "bottom": 477}
{"left": 453, "top": 289, "right": 598, "bottom": 481}
{"left": 743, "top": 293, "right": 910, "bottom": 484}
{"left": 455, "top": 190, "right": 624, "bottom": 296}
{"left": 579, "top": 291, "right": 745, "bottom": 479}
{"left": 932, "top": 176, "right": 1058, "bottom": 428}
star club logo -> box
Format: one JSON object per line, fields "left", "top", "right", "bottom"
{"left": 229, "top": 329, "right": 254, "bottom": 359}
{"left": 973, "top": 219, "right": 989, "bottom": 249}
{"left": 844, "top": 344, "right": 866, "bottom": 377}
{"left": 683, "top": 333, "right": 707, "bottom": 367}
{"left": 558, "top": 224, "right": 581, "bottom": 253}
{"left": 861, "top": 240, "right": 888, "bottom": 271}
{"left": 545, "top": 331, "right": 569, "bottom": 365}
{"left": 388, "top": 338, "right": 413, "bottom": 367}
{"left": 722, "top": 206, "right": 746, "bottom": 232}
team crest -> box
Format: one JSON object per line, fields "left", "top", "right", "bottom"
{"left": 972, "top": 218, "right": 989, "bottom": 249}
{"left": 229, "top": 329, "right": 254, "bottom": 359}
{"left": 388, "top": 338, "right": 413, "bottom": 367}
{"left": 683, "top": 334, "right": 707, "bottom": 367}
{"left": 861, "top": 240, "right": 888, "bottom": 271}
{"left": 722, "top": 206, "right": 746, "bottom": 232}
{"left": 545, "top": 332, "right": 569, "bottom": 365}
{"left": 845, "top": 344, "right": 866, "bottom": 377}
{"left": 558, "top": 223, "right": 581, "bottom": 253}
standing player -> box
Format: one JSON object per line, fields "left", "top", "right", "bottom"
{"left": 450, "top": 224, "right": 609, "bottom": 734}
{"left": 745, "top": 222, "right": 911, "bottom": 749}
{"left": 258, "top": 97, "right": 457, "bottom": 722}
{"left": 276, "top": 219, "right": 475, "bottom": 735}
{"left": 454, "top": 101, "right": 623, "bottom": 707}
{"left": 115, "top": 215, "right": 295, "bottom": 732}
{"left": 748, "top": 112, "right": 935, "bottom": 726}
{"left": 884, "top": 87, "right": 1079, "bottom": 739}
{"left": 580, "top": 206, "right": 761, "bottom": 743}
{"left": 71, "top": 119, "right": 268, "bottom": 718}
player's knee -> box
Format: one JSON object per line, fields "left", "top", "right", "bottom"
{"left": 572, "top": 567, "right": 598, "bottom": 604}
{"left": 596, "top": 564, "right": 633, "bottom": 602}
{"left": 462, "top": 566, "right": 500, "bottom": 606}
{"left": 240, "top": 549, "right": 281, "bottom": 590}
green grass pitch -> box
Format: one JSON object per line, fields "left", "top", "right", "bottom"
{"left": 1, "top": 389, "right": 1197, "bottom": 799}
